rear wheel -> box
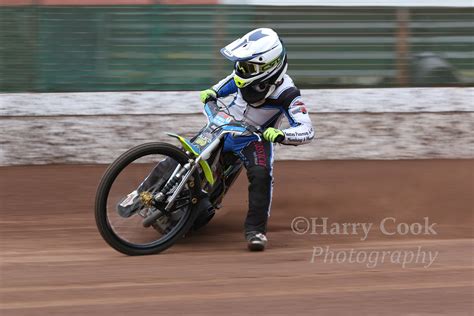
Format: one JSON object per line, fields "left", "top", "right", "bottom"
{"left": 95, "top": 142, "right": 200, "bottom": 256}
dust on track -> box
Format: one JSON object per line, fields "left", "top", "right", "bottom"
{"left": 1, "top": 160, "right": 473, "bottom": 315}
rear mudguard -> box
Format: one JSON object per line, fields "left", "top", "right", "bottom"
{"left": 166, "top": 133, "right": 215, "bottom": 185}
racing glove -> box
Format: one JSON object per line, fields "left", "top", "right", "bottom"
{"left": 200, "top": 88, "right": 217, "bottom": 103}
{"left": 263, "top": 127, "right": 285, "bottom": 143}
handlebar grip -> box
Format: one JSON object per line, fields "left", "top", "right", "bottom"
{"left": 246, "top": 125, "right": 262, "bottom": 134}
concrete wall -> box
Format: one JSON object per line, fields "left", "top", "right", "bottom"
{"left": 1, "top": 88, "right": 473, "bottom": 165}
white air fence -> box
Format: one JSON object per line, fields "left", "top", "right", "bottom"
{"left": 0, "top": 88, "right": 473, "bottom": 165}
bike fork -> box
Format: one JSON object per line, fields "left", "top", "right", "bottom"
{"left": 142, "top": 157, "right": 200, "bottom": 227}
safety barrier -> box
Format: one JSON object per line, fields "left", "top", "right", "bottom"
{"left": 1, "top": 88, "right": 472, "bottom": 165}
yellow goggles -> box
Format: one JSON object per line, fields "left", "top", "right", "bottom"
{"left": 236, "top": 58, "right": 281, "bottom": 76}
{"left": 236, "top": 61, "right": 261, "bottom": 76}
{"left": 234, "top": 55, "right": 283, "bottom": 88}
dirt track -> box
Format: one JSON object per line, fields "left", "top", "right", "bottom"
{"left": 1, "top": 160, "right": 473, "bottom": 315}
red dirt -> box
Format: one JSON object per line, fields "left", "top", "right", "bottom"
{"left": 1, "top": 160, "right": 473, "bottom": 315}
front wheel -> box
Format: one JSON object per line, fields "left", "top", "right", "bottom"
{"left": 95, "top": 142, "right": 201, "bottom": 256}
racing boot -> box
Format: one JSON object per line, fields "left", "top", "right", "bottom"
{"left": 116, "top": 157, "right": 178, "bottom": 218}
{"left": 116, "top": 190, "right": 142, "bottom": 218}
{"left": 246, "top": 231, "right": 267, "bottom": 251}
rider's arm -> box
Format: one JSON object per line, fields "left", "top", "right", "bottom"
{"left": 280, "top": 93, "right": 315, "bottom": 145}
{"left": 212, "top": 72, "right": 238, "bottom": 98}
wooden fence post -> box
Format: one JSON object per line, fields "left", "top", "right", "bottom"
{"left": 396, "top": 8, "right": 411, "bottom": 86}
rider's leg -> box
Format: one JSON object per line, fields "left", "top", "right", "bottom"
{"left": 138, "top": 157, "right": 178, "bottom": 192}
{"left": 117, "top": 132, "right": 207, "bottom": 219}
{"left": 131, "top": 130, "right": 204, "bottom": 194}
{"left": 116, "top": 157, "right": 178, "bottom": 218}
{"left": 238, "top": 140, "right": 274, "bottom": 250}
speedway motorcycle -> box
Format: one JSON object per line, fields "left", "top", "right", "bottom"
{"left": 95, "top": 100, "right": 262, "bottom": 256}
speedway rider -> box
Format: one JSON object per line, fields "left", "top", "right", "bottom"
{"left": 199, "top": 28, "right": 314, "bottom": 251}
{"left": 117, "top": 28, "right": 314, "bottom": 251}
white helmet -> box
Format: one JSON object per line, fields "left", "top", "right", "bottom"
{"left": 220, "top": 28, "right": 288, "bottom": 105}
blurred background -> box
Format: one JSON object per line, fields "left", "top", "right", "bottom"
{"left": 1, "top": 0, "right": 473, "bottom": 92}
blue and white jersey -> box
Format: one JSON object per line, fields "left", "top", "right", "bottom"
{"left": 212, "top": 73, "right": 315, "bottom": 145}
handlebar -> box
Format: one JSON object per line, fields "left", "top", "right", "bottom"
{"left": 206, "top": 100, "right": 263, "bottom": 139}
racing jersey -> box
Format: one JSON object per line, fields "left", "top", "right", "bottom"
{"left": 212, "top": 73, "right": 314, "bottom": 145}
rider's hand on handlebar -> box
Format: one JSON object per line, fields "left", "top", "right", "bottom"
{"left": 200, "top": 89, "right": 217, "bottom": 103}
{"left": 263, "top": 128, "right": 285, "bottom": 143}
